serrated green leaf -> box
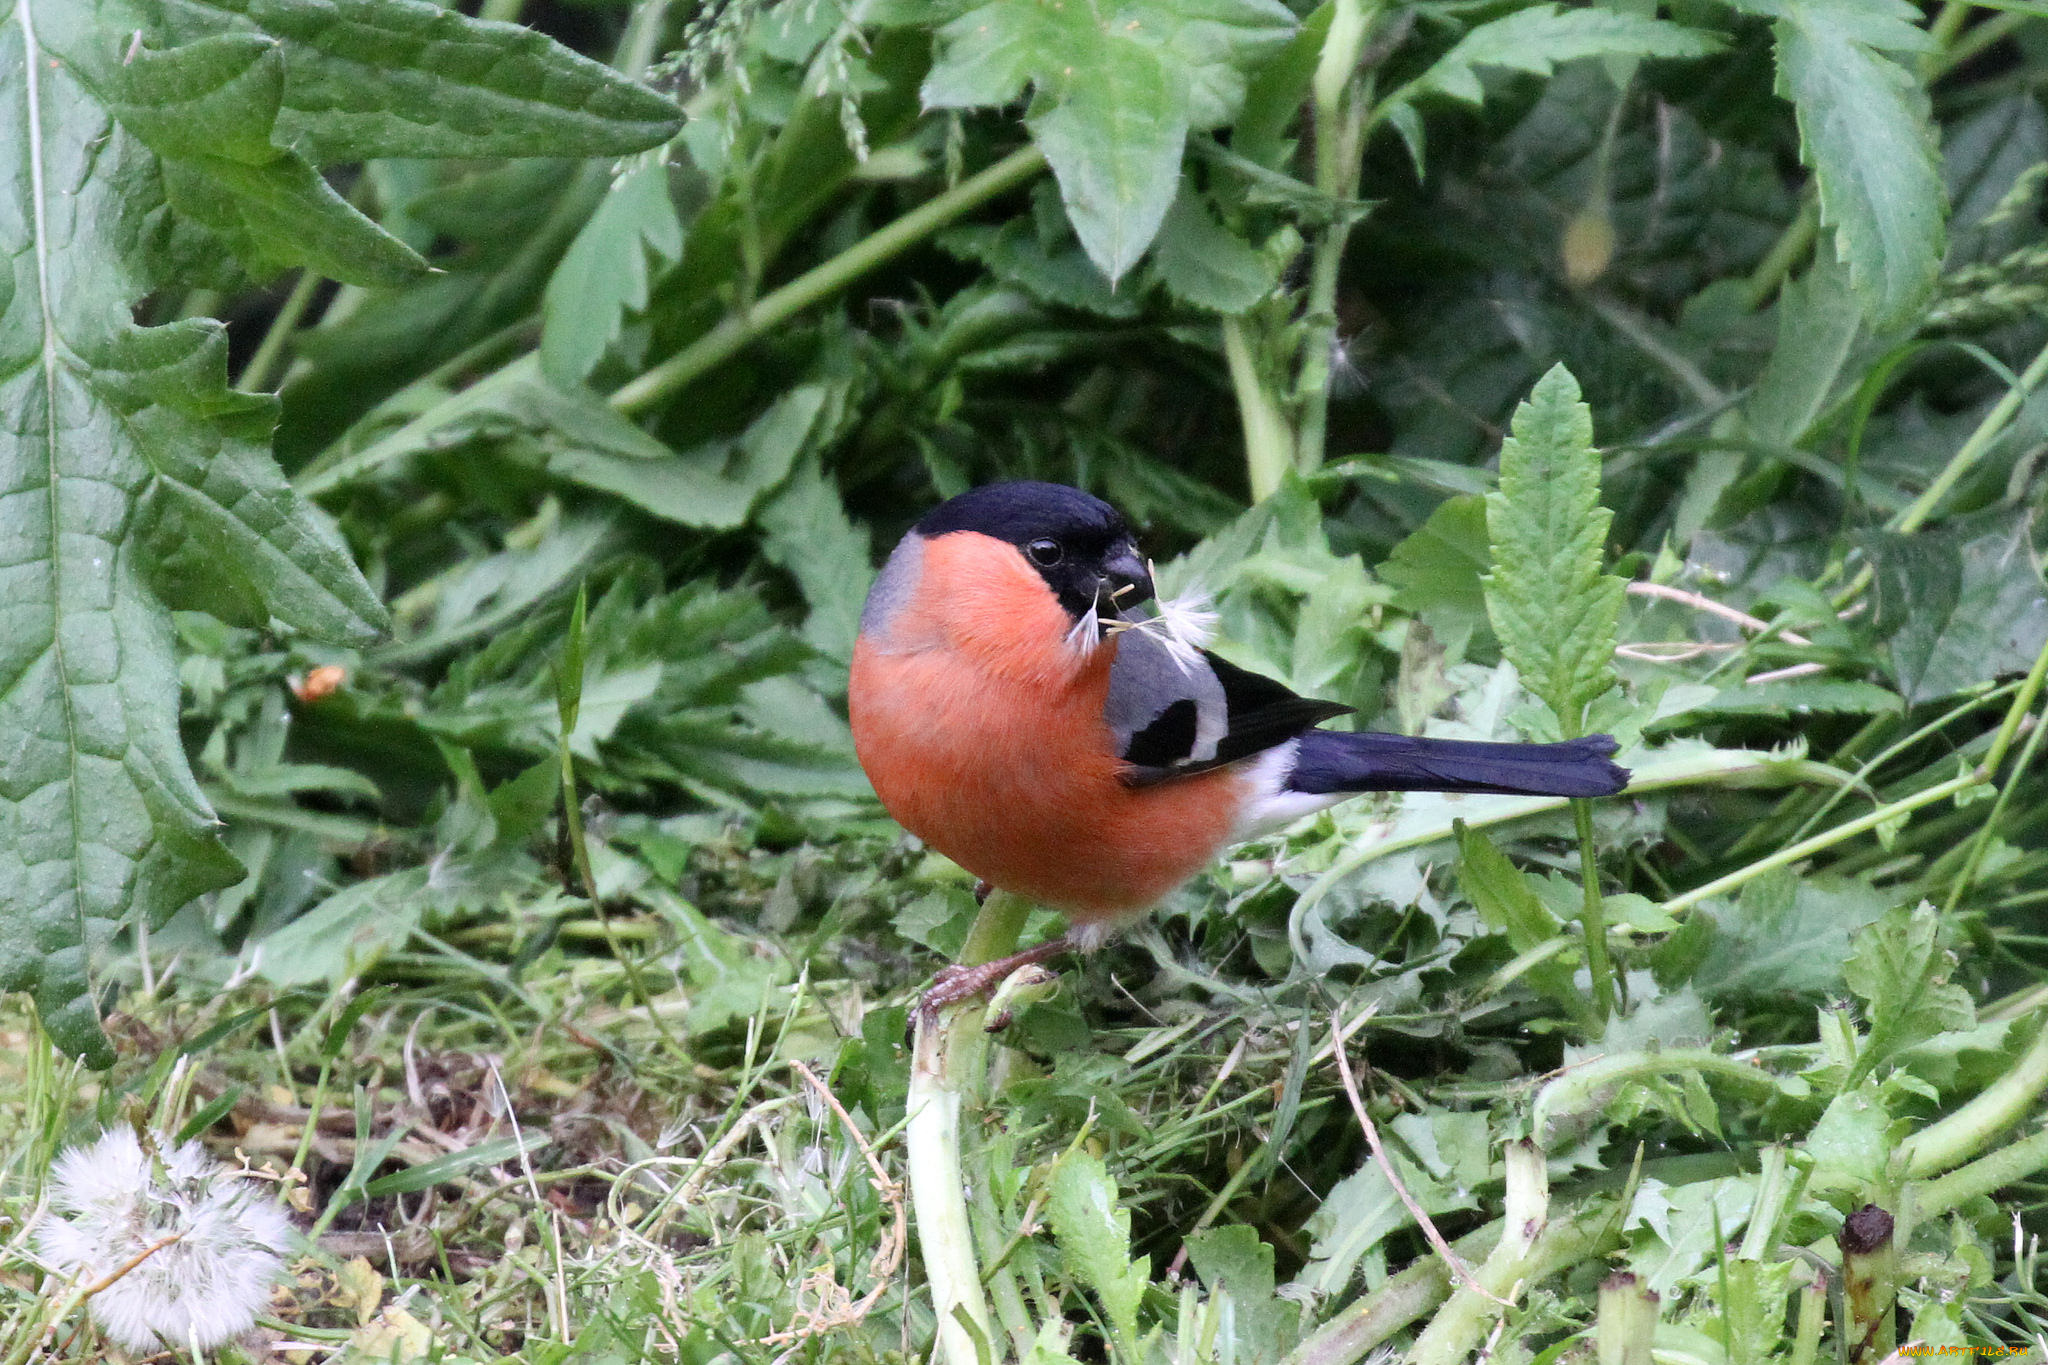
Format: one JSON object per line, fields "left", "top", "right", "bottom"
{"left": 1186, "top": 1225, "right": 1298, "bottom": 1364}
{"left": 1382, "top": 494, "right": 1491, "bottom": 660}
{"left": 1047, "top": 1150, "right": 1150, "bottom": 1357}
{"left": 155, "top": 0, "right": 683, "bottom": 160}
{"left": 1736, "top": 0, "right": 1945, "bottom": 327}
{"left": 1410, "top": 4, "right": 1721, "bottom": 106}
{"left": 541, "top": 156, "right": 684, "bottom": 386}
{"left": 1845, "top": 903, "right": 1977, "bottom": 1065}
{"left": 1150, "top": 186, "right": 1279, "bottom": 313}
{"left": 1027, "top": 35, "right": 1184, "bottom": 283}
{"left": 1482, "top": 364, "right": 1626, "bottom": 733}
{"left": 1457, "top": 823, "right": 1587, "bottom": 1019}
{"left": 52, "top": 21, "right": 427, "bottom": 285}
{"left": 549, "top": 383, "right": 830, "bottom": 530}
{"left": 1680, "top": 871, "right": 1891, "bottom": 1000}
{"left": 925, "top": 0, "right": 1294, "bottom": 279}
{"left": 756, "top": 455, "right": 873, "bottom": 665}
{"left": 1744, "top": 252, "right": 1863, "bottom": 448}
{"left": 1, "top": 5, "right": 403, "bottom": 1062}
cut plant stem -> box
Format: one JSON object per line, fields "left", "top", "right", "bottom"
{"left": 1406, "top": 1139, "right": 1550, "bottom": 1365}
{"left": 906, "top": 889, "right": 1039, "bottom": 1365}
{"left": 1838, "top": 1205, "right": 1898, "bottom": 1362}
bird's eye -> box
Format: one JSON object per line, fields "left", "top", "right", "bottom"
{"left": 1026, "top": 538, "right": 1063, "bottom": 566}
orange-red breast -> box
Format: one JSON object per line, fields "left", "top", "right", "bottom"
{"left": 850, "top": 482, "right": 1629, "bottom": 961}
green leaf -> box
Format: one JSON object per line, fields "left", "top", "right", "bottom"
{"left": 1733, "top": 0, "right": 1945, "bottom": 327}
{"left": 55, "top": 25, "right": 427, "bottom": 284}
{"left": 1456, "top": 823, "right": 1588, "bottom": 1020}
{"left": 1676, "top": 871, "right": 1891, "bottom": 1000}
{"left": 541, "top": 156, "right": 684, "bottom": 386}
{"left": 756, "top": 456, "right": 873, "bottom": 665}
{"left": 1844, "top": 902, "right": 1976, "bottom": 1065}
{"left": 154, "top": 0, "right": 683, "bottom": 161}
{"left": 1382, "top": 494, "right": 1491, "bottom": 661}
{"left": 1744, "top": 252, "right": 1863, "bottom": 448}
{"left": 924, "top": 0, "right": 1294, "bottom": 279}
{"left": 1186, "top": 1225, "right": 1299, "bottom": 1364}
{"left": 1862, "top": 509, "right": 2048, "bottom": 705}
{"left": 1409, "top": 4, "right": 1721, "bottom": 106}
{"left": 1482, "top": 364, "right": 1626, "bottom": 734}
{"left": 1150, "top": 186, "right": 1279, "bottom": 313}
{"left": 550, "top": 383, "right": 832, "bottom": 531}
{"left": 0, "top": 9, "right": 409, "bottom": 1062}
{"left": 1047, "top": 1150, "right": 1150, "bottom": 1358}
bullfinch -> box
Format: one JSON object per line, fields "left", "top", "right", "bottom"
{"left": 849, "top": 481, "right": 1630, "bottom": 1003}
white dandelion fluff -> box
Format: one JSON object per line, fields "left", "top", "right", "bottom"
{"left": 37, "top": 1128, "right": 295, "bottom": 1353}
{"left": 1105, "top": 578, "right": 1219, "bottom": 674}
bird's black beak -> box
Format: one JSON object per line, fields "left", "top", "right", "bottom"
{"left": 1099, "top": 548, "right": 1155, "bottom": 614}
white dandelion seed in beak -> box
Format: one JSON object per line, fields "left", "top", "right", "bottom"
{"left": 1104, "top": 566, "right": 1218, "bottom": 673}
{"left": 36, "top": 1128, "right": 296, "bottom": 1354}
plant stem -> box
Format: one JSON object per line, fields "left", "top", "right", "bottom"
{"left": 1574, "top": 798, "right": 1614, "bottom": 1023}
{"left": 1900, "top": 1003, "right": 2048, "bottom": 1178}
{"left": 1740, "top": 196, "right": 1818, "bottom": 312}
{"left": 906, "top": 890, "right": 1036, "bottom": 1365}
{"left": 1407, "top": 1140, "right": 1547, "bottom": 1365}
{"left": 237, "top": 269, "right": 322, "bottom": 393}
{"left": 611, "top": 145, "right": 1046, "bottom": 415}
{"left": 1225, "top": 316, "right": 1296, "bottom": 500}
{"left": 1293, "top": 0, "right": 1374, "bottom": 480}
{"left": 1659, "top": 770, "right": 1983, "bottom": 916}
{"left": 1890, "top": 330, "right": 2048, "bottom": 537}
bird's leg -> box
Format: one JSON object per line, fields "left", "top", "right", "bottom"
{"left": 918, "top": 936, "right": 1073, "bottom": 1022}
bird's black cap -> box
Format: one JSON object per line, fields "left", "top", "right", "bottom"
{"left": 915, "top": 481, "right": 1126, "bottom": 543}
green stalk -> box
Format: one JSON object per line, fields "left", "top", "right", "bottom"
{"left": 1889, "top": 330, "right": 2048, "bottom": 537}
{"left": 611, "top": 145, "right": 1046, "bottom": 415}
{"left": 1739, "top": 196, "right": 1818, "bottom": 312}
{"left": 1916, "top": 1121, "right": 2048, "bottom": 1215}
{"left": 1595, "top": 1271, "right": 1658, "bottom": 1365}
{"left": 1407, "top": 1140, "right": 1549, "bottom": 1365}
{"left": 1660, "top": 770, "right": 1982, "bottom": 916}
{"left": 1224, "top": 316, "right": 1295, "bottom": 500}
{"left": 1574, "top": 798, "right": 1614, "bottom": 1023}
{"left": 1285, "top": 1192, "right": 1622, "bottom": 1365}
{"left": 907, "top": 890, "right": 1035, "bottom": 1365}
{"left": 237, "top": 268, "right": 321, "bottom": 393}
{"left": 1899, "top": 1006, "right": 2048, "bottom": 1178}
{"left": 1293, "top": 0, "right": 1374, "bottom": 479}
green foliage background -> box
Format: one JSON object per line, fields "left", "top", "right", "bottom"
{"left": 4, "top": 0, "right": 2048, "bottom": 1358}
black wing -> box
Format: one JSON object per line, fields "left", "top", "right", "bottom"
{"left": 1105, "top": 629, "right": 1350, "bottom": 787}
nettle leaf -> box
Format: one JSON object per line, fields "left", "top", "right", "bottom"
{"left": 541, "top": 155, "right": 684, "bottom": 386}
{"left": 1151, "top": 186, "right": 1280, "bottom": 313}
{"left": 1482, "top": 364, "right": 1626, "bottom": 734}
{"left": 1845, "top": 902, "right": 1976, "bottom": 1064}
{"left": 0, "top": 12, "right": 388, "bottom": 1063}
{"left": 1, "top": 0, "right": 678, "bottom": 1063}
{"left": 155, "top": 0, "right": 684, "bottom": 161}
{"left": 1407, "top": 4, "right": 1720, "bottom": 107}
{"left": 1730, "top": 0, "right": 1944, "bottom": 327}
{"left": 924, "top": 0, "right": 1294, "bottom": 279}
{"left": 1047, "top": 1150, "right": 1150, "bottom": 1358}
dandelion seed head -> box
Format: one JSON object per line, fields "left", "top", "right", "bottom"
{"left": 1105, "top": 582, "right": 1218, "bottom": 673}
{"left": 38, "top": 1128, "right": 294, "bottom": 1353}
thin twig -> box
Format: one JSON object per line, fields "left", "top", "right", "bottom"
{"left": 1328, "top": 1014, "right": 1508, "bottom": 1307}
{"left": 1625, "top": 580, "right": 1812, "bottom": 645}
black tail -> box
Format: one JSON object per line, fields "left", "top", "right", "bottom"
{"left": 1288, "top": 730, "right": 1630, "bottom": 798}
